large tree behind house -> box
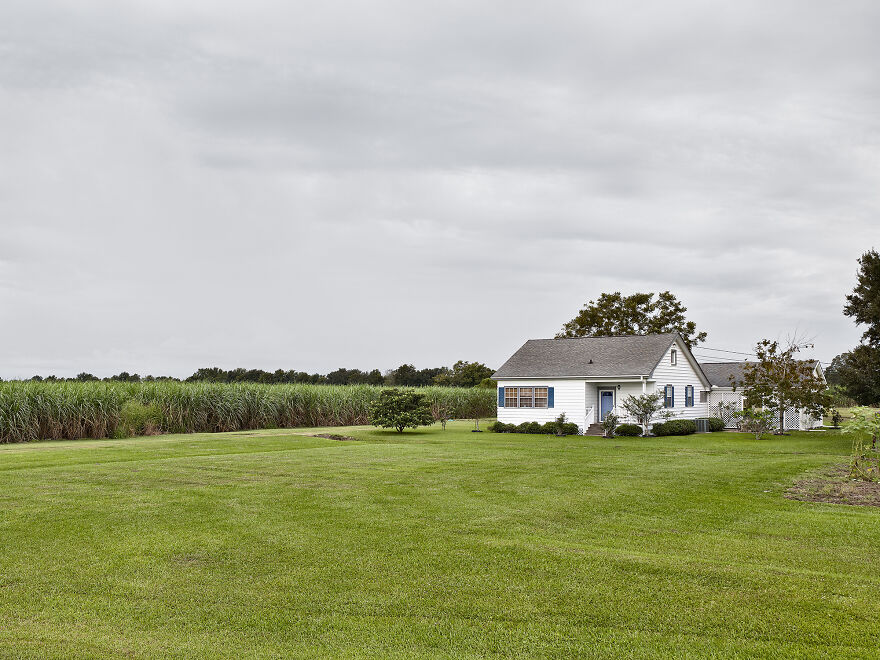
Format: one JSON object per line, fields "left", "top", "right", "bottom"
{"left": 557, "top": 291, "right": 707, "bottom": 348}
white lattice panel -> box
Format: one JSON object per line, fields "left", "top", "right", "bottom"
{"left": 783, "top": 406, "right": 800, "bottom": 430}
{"left": 708, "top": 391, "right": 744, "bottom": 428}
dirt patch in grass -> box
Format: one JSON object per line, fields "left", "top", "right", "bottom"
{"left": 310, "top": 433, "right": 359, "bottom": 441}
{"left": 786, "top": 465, "right": 880, "bottom": 507}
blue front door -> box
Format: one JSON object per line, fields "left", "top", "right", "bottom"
{"left": 600, "top": 390, "right": 614, "bottom": 421}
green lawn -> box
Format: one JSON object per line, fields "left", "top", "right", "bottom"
{"left": 1, "top": 423, "right": 877, "bottom": 658}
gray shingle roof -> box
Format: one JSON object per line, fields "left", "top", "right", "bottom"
{"left": 699, "top": 360, "right": 821, "bottom": 388}
{"left": 699, "top": 362, "right": 748, "bottom": 388}
{"left": 492, "top": 334, "right": 679, "bottom": 379}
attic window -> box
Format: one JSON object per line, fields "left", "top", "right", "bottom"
{"left": 670, "top": 349, "right": 677, "bottom": 366}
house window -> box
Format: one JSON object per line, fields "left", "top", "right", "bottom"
{"left": 671, "top": 349, "right": 677, "bottom": 366}
{"left": 504, "top": 386, "right": 550, "bottom": 408}
{"left": 699, "top": 390, "right": 708, "bottom": 403}
{"left": 685, "top": 385, "right": 694, "bottom": 407}
{"left": 504, "top": 387, "right": 518, "bottom": 408}
{"left": 534, "top": 387, "right": 548, "bottom": 408}
{"left": 664, "top": 385, "right": 674, "bottom": 408}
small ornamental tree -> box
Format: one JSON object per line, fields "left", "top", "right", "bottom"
{"left": 619, "top": 392, "right": 664, "bottom": 436}
{"left": 841, "top": 407, "right": 880, "bottom": 481}
{"left": 732, "top": 408, "right": 776, "bottom": 440}
{"left": 601, "top": 412, "right": 619, "bottom": 438}
{"left": 739, "top": 338, "right": 827, "bottom": 434}
{"left": 369, "top": 389, "right": 434, "bottom": 433}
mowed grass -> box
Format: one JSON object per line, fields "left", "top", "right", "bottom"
{"left": 0, "top": 424, "right": 877, "bottom": 658}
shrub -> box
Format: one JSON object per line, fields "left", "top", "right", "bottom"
{"left": 488, "top": 421, "right": 514, "bottom": 433}
{"left": 560, "top": 422, "right": 579, "bottom": 436}
{"left": 517, "top": 421, "right": 544, "bottom": 434}
{"left": 651, "top": 419, "right": 697, "bottom": 437}
{"left": 542, "top": 413, "right": 579, "bottom": 436}
{"left": 117, "top": 400, "right": 163, "bottom": 438}
{"left": 368, "top": 389, "right": 434, "bottom": 433}
{"left": 614, "top": 423, "right": 642, "bottom": 437}
{"left": 601, "top": 413, "right": 619, "bottom": 438}
{"left": 489, "top": 418, "right": 580, "bottom": 436}
{"left": 732, "top": 408, "right": 777, "bottom": 440}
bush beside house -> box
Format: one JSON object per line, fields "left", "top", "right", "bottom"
{"left": 652, "top": 419, "right": 698, "bottom": 436}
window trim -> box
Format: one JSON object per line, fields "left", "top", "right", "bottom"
{"left": 670, "top": 349, "right": 677, "bottom": 366}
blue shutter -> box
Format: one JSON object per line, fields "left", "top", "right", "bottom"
{"left": 548, "top": 387, "right": 554, "bottom": 408}
{"left": 498, "top": 387, "right": 504, "bottom": 407}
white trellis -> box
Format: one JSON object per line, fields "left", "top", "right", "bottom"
{"left": 708, "top": 391, "right": 744, "bottom": 428}
{"left": 708, "top": 390, "right": 822, "bottom": 431}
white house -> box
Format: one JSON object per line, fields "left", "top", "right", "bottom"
{"left": 492, "top": 333, "right": 710, "bottom": 435}
{"left": 492, "top": 333, "right": 825, "bottom": 434}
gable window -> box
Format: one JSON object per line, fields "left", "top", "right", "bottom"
{"left": 504, "top": 387, "right": 519, "bottom": 408}
{"left": 670, "top": 349, "right": 677, "bottom": 366}
{"left": 685, "top": 385, "right": 694, "bottom": 407}
{"left": 664, "top": 385, "right": 674, "bottom": 408}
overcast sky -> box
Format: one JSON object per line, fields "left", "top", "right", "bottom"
{"left": 1, "top": 1, "right": 878, "bottom": 378}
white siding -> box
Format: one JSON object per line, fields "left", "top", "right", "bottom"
{"left": 613, "top": 382, "right": 648, "bottom": 424}
{"left": 496, "top": 379, "right": 587, "bottom": 431}
{"left": 649, "top": 340, "right": 711, "bottom": 421}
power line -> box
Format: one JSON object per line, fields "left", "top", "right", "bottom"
{"left": 692, "top": 346, "right": 833, "bottom": 367}
{"left": 697, "top": 346, "right": 757, "bottom": 357}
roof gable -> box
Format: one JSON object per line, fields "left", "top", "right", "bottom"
{"left": 493, "top": 334, "right": 679, "bottom": 379}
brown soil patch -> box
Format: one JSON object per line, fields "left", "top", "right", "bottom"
{"left": 311, "top": 433, "right": 359, "bottom": 441}
{"left": 786, "top": 465, "right": 880, "bottom": 507}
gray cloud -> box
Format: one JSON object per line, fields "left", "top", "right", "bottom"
{"left": 0, "top": 0, "right": 878, "bottom": 378}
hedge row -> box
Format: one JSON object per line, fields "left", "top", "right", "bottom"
{"left": 488, "top": 420, "right": 580, "bottom": 436}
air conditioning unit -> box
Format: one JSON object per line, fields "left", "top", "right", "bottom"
{"left": 695, "top": 418, "right": 709, "bottom": 433}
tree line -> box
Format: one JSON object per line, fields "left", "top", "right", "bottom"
{"left": 9, "top": 360, "right": 496, "bottom": 388}
{"left": 826, "top": 249, "right": 880, "bottom": 406}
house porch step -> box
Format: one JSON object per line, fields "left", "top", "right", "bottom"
{"left": 584, "top": 423, "right": 605, "bottom": 437}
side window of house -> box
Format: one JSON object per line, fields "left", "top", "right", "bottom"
{"left": 504, "top": 387, "right": 518, "bottom": 408}
{"left": 534, "top": 387, "right": 548, "bottom": 408}
{"left": 685, "top": 385, "right": 694, "bottom": 407}
{"left": 671, "top": 349, "right": 677, "bottom": 366}
{"left": 518, "top": 387, "right": 533, "bottom": 407}
{"left": 664, "top": 385, "right": 674, "bottom": 408}
{"left": 699, "top": 390, "right": 708, "bottom": 403}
